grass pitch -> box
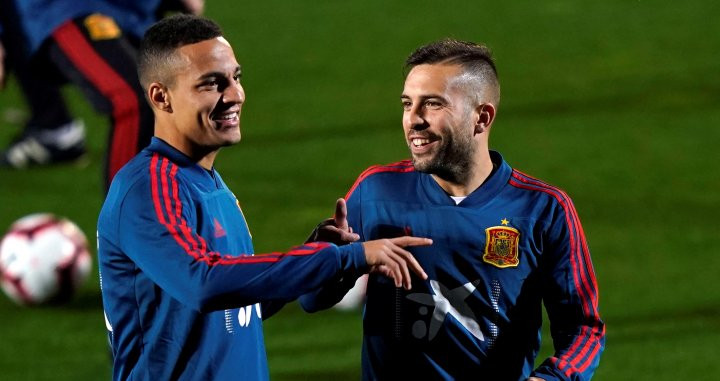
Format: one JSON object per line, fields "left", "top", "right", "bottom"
{"left": 1, "top": 1, "right": 719, "bottom": 379}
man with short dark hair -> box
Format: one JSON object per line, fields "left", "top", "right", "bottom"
{"left": 301, "top": 39, "right": 605, "bottom": 380}
{"left": 97, "top": 14, "right": 431, "bottom": 380}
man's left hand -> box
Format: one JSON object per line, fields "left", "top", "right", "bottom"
{"left": 306, "top": 198, "right": 360, "bottom": 245}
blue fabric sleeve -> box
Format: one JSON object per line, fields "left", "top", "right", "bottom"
{"left": 117, "top": 176, "right": 366, "bottom": 312}
{"left": 532, "top": 198, "right": 605, "bottom": 381}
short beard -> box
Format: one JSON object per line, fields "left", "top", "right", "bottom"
{"left": 412, "top": 130, "right": 476, "bottom": 185}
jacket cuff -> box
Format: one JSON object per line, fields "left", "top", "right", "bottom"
{"left": 337, "top": 242, "right": 367, "bottom": 273}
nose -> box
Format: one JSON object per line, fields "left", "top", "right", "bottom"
{"left": 223, "top": 81, "right": 245, "bottom": 105}
{"left": 403, "top": 104, "right": 427, "bottom": 131}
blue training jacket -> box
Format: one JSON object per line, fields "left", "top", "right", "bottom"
{"left": 98, "top": 137, "right": 367, "bottom": 380}
{"left": 301, "top": 151, "right": 605, "bottom": 381}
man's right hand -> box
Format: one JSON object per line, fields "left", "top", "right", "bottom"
{"left": 362, "top": 236, "right": 431, "bottom": 290}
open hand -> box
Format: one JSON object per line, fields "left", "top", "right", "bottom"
{"left": 362, "top": 236, "right": 431, "bottom": 290}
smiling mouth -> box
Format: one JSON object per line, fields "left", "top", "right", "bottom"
{"left": 214, "top": 112, "right": 238, "bottom": 121}
{"left": 212, "top": 112, "right": 239, "bottom": 128}
{"left": 411, "top": 138, "right": 432, "bottom": 147}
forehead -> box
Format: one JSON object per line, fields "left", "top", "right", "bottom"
{"left": 403, "top": 63, "right": 464, "bottom": 96}
{"left": 174, "top": 37, "right": 239, "bottom": 76}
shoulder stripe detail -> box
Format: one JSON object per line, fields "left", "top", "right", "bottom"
{"left": 149, "top": 154, "right": 332, "bottom": 266}
{"left": 509, "top": 170, "right": 604, "bottom": 375}
{"left": 345, "top": 160, "right": 414, "bottom": 200}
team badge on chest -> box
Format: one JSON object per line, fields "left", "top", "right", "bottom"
{"left": 483, "top": 226, "right": 520, "bottom": 268}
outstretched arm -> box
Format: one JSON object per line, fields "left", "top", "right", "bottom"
{"left": 106, "top": 175, "right": 427, "bottom": 313}
{"left": 300, "top": 235, "right": 430, "bottom": 312}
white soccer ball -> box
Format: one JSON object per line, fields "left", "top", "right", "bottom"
{"left": 0, "top": 213, "right": 92, "bottom": 305}
{"left": 334, "top": 274, "right": 368, "bottom": 311}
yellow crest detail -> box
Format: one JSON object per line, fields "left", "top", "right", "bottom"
{"left": 483, "top": 226, "right": 520, "bottom": 268}
{"left": 84, "top": 14, "right": 122, "bottom": 41}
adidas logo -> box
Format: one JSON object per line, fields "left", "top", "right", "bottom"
{"left": 213, "top": 218, "right": 227, "bottom": 238}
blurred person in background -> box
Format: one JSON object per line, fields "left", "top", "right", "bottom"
{"left": 0, "top": 0, "right": 203, "bottom": 190}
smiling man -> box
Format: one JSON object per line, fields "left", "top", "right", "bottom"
{"left": 301, "top": 39, "right": 605, "bottom": 380}
{"left": 97, "top": 15, "right": 431, "bottom": 380}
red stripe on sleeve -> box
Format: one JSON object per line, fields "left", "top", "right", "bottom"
{"left": 515, "top": 170, "right": 601, "bottom": 310}
{"left": 149, "top": 155, "right": 333, "bottom": 267}
{"left": 212, "top": 243, "right": 332, "bottom": 265}
{"left": 512, "top": 173, "right": 602, "bottom": 311}
{"left": 167, "top": 160, "right": 206, "bottom": 255}
{"left": 150, "top": 155, "right": 201, "bottom": 260}
{"left": 509, "top": 171, "right": 603, "bottom": 375}
{"left": 345, "top": 160, "right": 414, "bottom": 200}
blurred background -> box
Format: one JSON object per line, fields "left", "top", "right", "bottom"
{"left": 1, "top": 0, "right": 719, "bottom": 379}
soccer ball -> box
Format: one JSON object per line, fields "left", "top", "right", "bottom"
{"left": 334, "top": 274, "right": 368, "bottom": 311}
{"left": 0, "top": 213, "right": 92, "bottom": 305}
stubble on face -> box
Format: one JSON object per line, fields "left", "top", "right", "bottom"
{"left": 410, "top": 103, "right": 477, "bottom": 185}
{"left": 406, "top": 67, "right": 478, "bottom": 184}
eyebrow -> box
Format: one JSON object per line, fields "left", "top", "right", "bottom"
{"left": 196, "top": 66, "right": 242, "bottom": 81}
{"left": 400, "top": 94, "right": 447, "bottom": 101}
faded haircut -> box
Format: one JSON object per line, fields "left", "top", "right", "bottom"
{"left": 137, "top": 14, "right": 223, "bottom": 90}
{"left": 405, "top": 38, "right": 500, "bottom": 106}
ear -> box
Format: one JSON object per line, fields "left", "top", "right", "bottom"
{"left": 474, "top": 103, "right": 496, "bottom": 134}
{"left": 148, "top": 82, "right": 172, "bottom": 113}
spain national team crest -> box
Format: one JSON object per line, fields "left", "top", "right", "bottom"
{"left": 483, "top": 226, "right": 520, "bottom": 268}
{"left": 84, "top": 14, "right": 122, "bottom": 41}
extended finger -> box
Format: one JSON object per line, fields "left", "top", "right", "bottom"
{"left": 381, "top": 249, "right": 403, "bottom": 288}
{"left": 393, "top": 245, "right": 427, "bottom": 281}
{"left": 391, "top": 236, "right": 433, "bottom": 247}
{"left": 382, "top": 247, "right": 413, "bottom": 289}
{"left": 323, "top": 225, "right": 360, "bottom": 242}
{"left": 334, "top": 198, "right": 349, "bottom": 230}
{"left": 372, "top": 264, "right": 400, "bottom": 287}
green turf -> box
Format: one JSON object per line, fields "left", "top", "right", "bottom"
{"left": 1, "top": 1, "right": 719, "bottom": 379}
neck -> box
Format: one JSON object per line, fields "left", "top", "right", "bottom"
{"left": 431, "top": 150, "right": 494, "bottom": 197}
{"left": 197, "top": 152, "right": 217, "bottom": 170}
{"left": 155, "top": 130, "right": 219, "bottom": 170}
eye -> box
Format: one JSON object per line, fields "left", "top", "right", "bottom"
{"left": 233, "top": 74, "right": 242, "bottom": 83}
{"left": 401, "top": 100, "right": 412, "bottom": 111}
{"left": 198, "top": 79, "right": 219, "bottom": 90}
{"left": 424, "top": 100, "right": 442, "bottom": 109}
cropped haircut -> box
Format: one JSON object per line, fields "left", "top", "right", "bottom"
{"left": 405, "top": 38, "right": 500, "bottom": 105}
{"left": 137, "top": 14, "right": 223, "bottom": 90}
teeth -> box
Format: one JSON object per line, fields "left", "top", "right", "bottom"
{"left": 216, "top": 113, "right": 237, "bottom": 120}
{"left": 412, "top": 138, "right": 430, "bottom": 146}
